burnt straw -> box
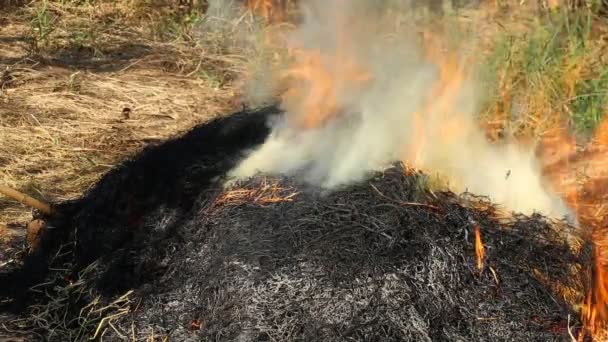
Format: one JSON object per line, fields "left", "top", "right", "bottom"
{"left": 0, "top": 106, "right": 590, "bottom": 341}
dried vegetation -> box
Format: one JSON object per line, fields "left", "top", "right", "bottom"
{"left": 0, "top": 0, "right": 257, "bottom": 229}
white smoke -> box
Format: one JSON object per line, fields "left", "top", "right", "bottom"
{"left": 228, "top": 0, "right": 574, "bottom": 221}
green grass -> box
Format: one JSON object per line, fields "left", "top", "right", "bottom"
{"left": 480, "top": 7, "right": 607, "bottom": 138}
{"left": 29, "top": 0, "right": 57, "bottom": 54}
{"left": 150, "top": 8, "right": 207, "bottom": 41}
{"left": 571, "top": 66, "right": 608, "bottom": 134}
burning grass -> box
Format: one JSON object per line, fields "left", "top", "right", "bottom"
{"left": 1, "top": 0, "right": 608, "bottom": 340}
{"left": 214, "top": 179, "right": 299, "bottom": 207}
{"left": 2, "top": 2, "right": 606, "bottom": 230}
{"left": 236, "top": 3, "right": 608, "bottom": 336}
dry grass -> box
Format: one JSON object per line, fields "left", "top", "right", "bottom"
{"left": 1, "top": 0, "right": 606, "bottom": 247}
{"left": 476, "top": 2, "right": 608, "bottom": 138}
{"left": 0, "top": 0, "right": 262, "bottom": 227}
{"left": 214, "top": 178, "right": 300, "bottom": 207}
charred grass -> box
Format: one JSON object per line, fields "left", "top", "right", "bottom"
{"left": 0, "top": 107, "right": 589, "bottom": 339}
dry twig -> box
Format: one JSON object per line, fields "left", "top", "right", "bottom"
{"left": 0, "top": 185, "right": 53, "bottom": 215}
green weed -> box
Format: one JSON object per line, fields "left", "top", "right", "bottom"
{"left": 29, "top": 0, "right": 57, "bottom": 54}
{"left": 571, "top": 68, "right": 608, "bottom": 134}
{"left": 479, "top": 8, "right": 606, "bottom": 136}
{"left": 152, "top": 9, "right": 206, "bottom": 41}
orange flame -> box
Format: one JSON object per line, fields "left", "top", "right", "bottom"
{"left": 474, "top": 224, "right": 486, "bottom": 271}
{"left": 579, "top": 120, "right": 608, "bottom": 340}
{"left": 245, "top": 0, "right": 289, "bottom": 23}
{"left": 261, "top": 8, "right": 608, "bottom": 338}
{"left": 277, "top": 5, "right": 371, "bottom": 131}
{"left": 537, "top": 115, "right": 608, "bottom": 340}
{"left": 280, "top": 49, "right": 370, "bottom": 129}
{"left": 581, "top": 234, "right": 608, "bottom": 340}
{"left": 402, "top": 32, "right": 473, "bottom": 170}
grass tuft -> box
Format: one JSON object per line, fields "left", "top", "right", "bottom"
{"left": 479, "top": 6, "right": 608, "bottom": 139}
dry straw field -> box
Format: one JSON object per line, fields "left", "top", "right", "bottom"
{"left": 0, "top": 0, "right": 257, "bottom": 231}
{"left": 1, "top": 0, "right": 607, "bottom": 238}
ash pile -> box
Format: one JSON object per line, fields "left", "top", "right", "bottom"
{"left": 0, "top": 107, "right": 588, "bottom": 341}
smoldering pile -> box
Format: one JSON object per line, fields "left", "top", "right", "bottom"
{"left": 0, "top": 108, "right": 589, "bottom": 341}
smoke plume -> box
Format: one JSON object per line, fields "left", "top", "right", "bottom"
{"left": 228, "top": 0, "right": 574, "bottom": 221}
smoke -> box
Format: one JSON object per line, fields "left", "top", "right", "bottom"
{"left": 227, "top": 0, "right": 574, "bottom": 221}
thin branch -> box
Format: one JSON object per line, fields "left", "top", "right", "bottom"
{"left": 0, "top": 185, "right": 53, "bottom": 216}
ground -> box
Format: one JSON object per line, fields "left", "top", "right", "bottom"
{"left": 0, "top": 0, "right": 246, "bottom": 232}
{"left": 0, "top": 0, "right": 607, "bottom": 341}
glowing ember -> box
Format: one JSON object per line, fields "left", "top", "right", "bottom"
{"left": 215, "top": 179, "right": 299, "bottom": 207}
{"left": 474, "top": 224, "right": 485, "bottom": 271}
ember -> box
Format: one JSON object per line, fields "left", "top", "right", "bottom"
{"left": 474, "top": 223, "right": 485, "bottom": 271}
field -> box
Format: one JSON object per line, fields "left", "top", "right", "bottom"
{"left": 1, "top": 0, "right": 607, "bottom": 237}
{"left": 0, "top": 0, "right": 253, "bottom": 231}
{"left": 1, "top": 0, "right": 608, "bottom": 340}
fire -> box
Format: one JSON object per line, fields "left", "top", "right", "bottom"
{"left": 280, "top": 49, "right": 370, "bottom": 129}
{"left": 276, "top": 1, "right": 371, "bottom": 131}
{"left": 538, "top": 115, "right": 608, "bottom": 339}
{"left": 474, "top": 224, "right": 486, "bottom": 271}
{"left": 235, "top": 4, "right": 608, "bottom": 338}
{"left": 405, "top": 32, "right": 472, "bottom": 170}
{"left": 576, "top": 125, "right": 608, "bottom": 340}
{"left": 416, "top": 28, "right": 608, "bottom": 340}
{"left": 582, "top": 235, "right": 608, "bottom": 340}
{"left": 214, "top": 179, "right": 299, "bottom": 208}
{"left": 245, "top": 0, "right": 289, "bottom": 23}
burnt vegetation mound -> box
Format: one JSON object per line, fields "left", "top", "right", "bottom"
{"left": 0, "top": 107, "right": 589, "bottom": 341}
